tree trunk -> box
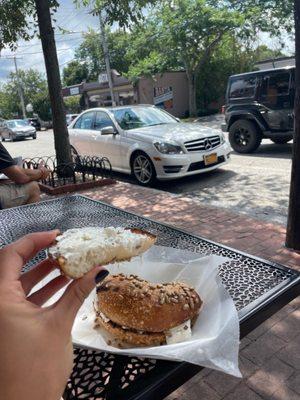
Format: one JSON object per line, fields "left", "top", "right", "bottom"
{"left": 187, "top": 72, "right": 197, "bottom": 117}
{"left": 34, "top": 0, "right": 72, "bottom": 167}
{"left": 286, "top": 0, "right": 300, "bottom": 249}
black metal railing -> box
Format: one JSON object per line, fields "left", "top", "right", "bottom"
{"left": 22, "top": 155, "right": 112, "bottom": 188}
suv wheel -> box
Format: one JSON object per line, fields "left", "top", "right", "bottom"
{"left": 229, "top": 120, "right": 262, "bottom": 153}
{"left": 271, "top": 136, "right": 292, "bottom": 144}
{"left": 131, "top": 152, "right": 156, "bottom": 186}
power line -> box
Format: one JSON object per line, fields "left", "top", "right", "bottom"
{"left": 10, "top": 46, "right": 77, "bottom": 56}
{"left": 15, "top": 36, "right": 84, "bottom": 49}
{"left": 54, "top": 10, "right": 84, "bottom": 29}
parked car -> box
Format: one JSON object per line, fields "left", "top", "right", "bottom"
{"left": 0, "top": 119, "right": 36, "bottom": 141}
{"left": 68, "top": 105, "right": 231, "bottom": 186}
{"left": 41, "top": 120, "right": 52, "bottom": 130}
{"left": 66, "top": 113, "right": 79, "bottom": 126}
{"left": 222, "top": 66, "right": 294, "bottom": 153}
{"left": 27, "top": 117, "right": 41, "bottom": 131}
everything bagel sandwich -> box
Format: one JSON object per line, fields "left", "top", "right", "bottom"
{"left": 95, "top": 273, "right": 202, "bottom": 347}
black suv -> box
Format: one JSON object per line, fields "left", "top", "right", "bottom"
{"left": 222, "top": 67, "right": 294, "bottom": 153}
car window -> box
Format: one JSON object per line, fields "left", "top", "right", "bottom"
{"left": 74, "top": 112, "right": 95, "bottom": 129}
{"left": 110, "top": 107, "right": 176, "bottom": 130}
{"left": 7, "top": 121, "right": 16, "bottom": 128}
{"left": 94, "top": 111, "right": 114, "bottom": 130}
{"left": 261, "top": 72, "right": 290, "bottom": 97}
{"left": 229, "top": 76, "right": 257, "bottom": 99}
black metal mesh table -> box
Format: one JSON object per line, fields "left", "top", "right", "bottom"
{"left": 0, "top": 195, "right": 299, "bottom": 400}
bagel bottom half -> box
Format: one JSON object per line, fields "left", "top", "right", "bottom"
{"left": 95, "top": 315, "right": 166, "bottom": 347}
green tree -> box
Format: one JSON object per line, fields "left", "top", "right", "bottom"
{"left": 70, "top": 28, "right": 131, "bottom": 81}
{"left": 252, "top": 45, "right": 287, "bottom": 63}
{"left": 62, "top": 60, "right": 89, "bottom": 86}
{"left": 126, "top": 0, "right": 243, "bottom": 116}
{"left": 196, "top": 40, "right": 287, "bottom": 113}
{"left": 225, "top": 0, "right": 294, "bottom": 37}
{"left": 0, "top": 69, "right": 51, "bottom": 120}
{"left": 64, "top": 96, "right": 81, "bottom": 113}
{"left": 0, "top": 0, "right": 36, "bottom": 51}
{"left": 76, "top": 0, "right": 158, "bottom": 27}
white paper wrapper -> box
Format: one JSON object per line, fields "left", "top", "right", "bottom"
{"left": 39, "top": 246, "right": 241, "bottom": 377}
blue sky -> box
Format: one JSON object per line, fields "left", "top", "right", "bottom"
{"left": 0, "top": 0, "right": 295, "bottom": 84}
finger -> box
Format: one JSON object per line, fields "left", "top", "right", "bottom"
{"left": 20, "top": 258, "right": 59, "bottom": 295}
{"left": 27, "top": 275, "right": 70, "bottom": 306}
{"left": 0, "top": 230, "right": 59, "bottom": 281}
{"left": 54, "top": 267, "right": 108, "bottom": 330}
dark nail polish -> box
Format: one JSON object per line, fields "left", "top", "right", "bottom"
{"left": 95, "top": 269, "right": 109, "bottom": 284}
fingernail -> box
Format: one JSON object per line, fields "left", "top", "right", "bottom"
{"left": 95, "top": 269, "right": 109, "bottom": 284}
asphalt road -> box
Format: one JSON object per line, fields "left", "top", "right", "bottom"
{"left": 3, "top": 118, "right": 292, "bottom": 226}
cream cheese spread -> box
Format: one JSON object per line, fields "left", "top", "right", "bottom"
{"left": 49, "top": 226, "right": 150, "bottom": 278}
{"left": 165, "top": 320, "right": 192, "bottom": 345}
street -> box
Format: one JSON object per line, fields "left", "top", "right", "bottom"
{"left": 4, "top": 116, "right": 292, "bottom": 226}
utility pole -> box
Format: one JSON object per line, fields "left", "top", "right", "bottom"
{"left": 13, "top": 57, "right": 26, "bottom": 119}
{"left": 98, "top": 9, "right": 116, "bottom": 106}
{"left": 1, "top": 56, "right": 27, "bottom": 118}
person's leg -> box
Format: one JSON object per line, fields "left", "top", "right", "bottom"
{"left": 25, "top": 181, "right": 41, "bottom": 204}
{"left": 0, "top": 181, "right": 40, "bottom": 209}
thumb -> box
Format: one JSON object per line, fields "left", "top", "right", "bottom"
{"left": 54, "top": 266, "right": 109, "bottom": 329}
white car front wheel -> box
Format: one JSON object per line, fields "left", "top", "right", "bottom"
{"left": 131, "top": 152, "right": 156, "bottom": 186}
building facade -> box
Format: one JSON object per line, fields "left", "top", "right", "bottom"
{"left": 62, "top": 70, "right": 190, "bottom": 118}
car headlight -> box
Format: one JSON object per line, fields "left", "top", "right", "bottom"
{"left": 153, "top": 142, "right": 184, "bottom": 154}
{"left": 220, "top": 133, "right": 225, "bottom": 144}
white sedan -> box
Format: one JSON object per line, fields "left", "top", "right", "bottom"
{"left": 68, "top": 105, "right": 231, "bottom": 185}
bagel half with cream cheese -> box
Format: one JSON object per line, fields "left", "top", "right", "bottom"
{"left": 48, "top": 227, "right": 156, "bottom": 278}
{"left": 95, "top": 273, "right": 202, "bottom": 348}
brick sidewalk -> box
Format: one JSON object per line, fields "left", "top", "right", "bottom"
{"left": 48, "top": 181, "right": 300, "bottom": 400}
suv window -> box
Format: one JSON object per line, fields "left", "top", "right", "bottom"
{"left": 74, "top": 111, "right": 94, "bottom": 129}
{"left": 261, "top": 72, "right": 290, "bottom": 98}
{"left": 229, "top": 76, "right": 257, "bottom": 99}
{"left": 94, "top": 111, "right": 114, "bottom": 130}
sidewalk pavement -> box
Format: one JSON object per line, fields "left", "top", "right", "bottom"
{"left": 49, "top": 181, "right": 300, "bottom": 400}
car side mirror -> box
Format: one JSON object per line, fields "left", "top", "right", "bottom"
{"left": 101, "top": 126, "right": 116, "bottom": 135}
{"left": 175, "top": 117, "right": 180, "bottom": 122}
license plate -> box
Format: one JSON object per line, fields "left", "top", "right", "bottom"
{"left": 204, "top": 153, "right": 218, "bottom": 166}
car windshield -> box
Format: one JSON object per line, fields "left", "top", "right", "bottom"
{"left": 110, "top": 107, "right": 177, "bottom": 130}
{"left": 7, "top": 120, "right": 29, "bottom": 128}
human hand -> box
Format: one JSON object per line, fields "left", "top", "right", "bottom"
{"left": 0, "top": 231, "right": 107, "bottom": 400}
{"left": 39, "top": 165, "right": 51, "bottom": 180}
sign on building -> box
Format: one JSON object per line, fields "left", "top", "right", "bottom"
{"left": 70, "top": 87, "right": 80, "bottom": 96}
{"left": 98, "top": 73, "right": 109, "bottom": 84}
{"left": 154, "top": 86, "right": 173, "bottom": 109}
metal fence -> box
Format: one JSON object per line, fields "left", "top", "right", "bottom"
{"left": 22, "top": 155, "right": 112, "bottom": 188}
